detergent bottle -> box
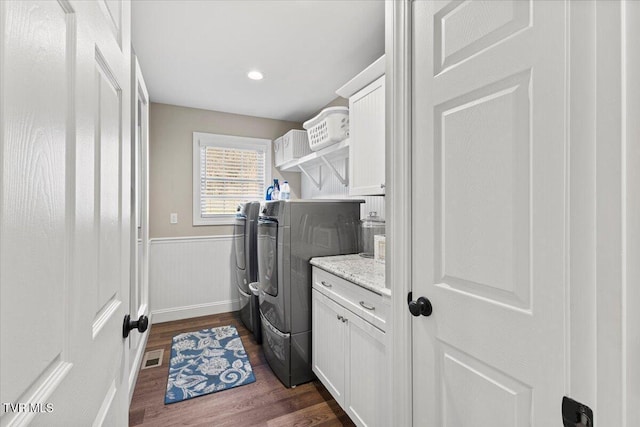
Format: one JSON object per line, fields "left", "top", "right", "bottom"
{"left": 280, "top": 181, "right": 290, "bottom": 200}
{"left": 265, "top": 178, "right": 279, "bottom": 200}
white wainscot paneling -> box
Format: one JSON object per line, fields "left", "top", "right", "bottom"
{"left": 149, "top": 235, "right": 238, "bottom": 323}
{"left": 300, "top": 158, "right": 385, "bottom": 220}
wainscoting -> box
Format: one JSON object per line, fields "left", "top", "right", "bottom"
{"left": 149, "top": 235, "right": 238, "bottom": 323}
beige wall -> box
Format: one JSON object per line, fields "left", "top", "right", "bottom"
{"left": 320, "top": 96, "right": 349, "bottom": 109}
{"left": 149, "top": 102, "right": 302, "bottom": 238}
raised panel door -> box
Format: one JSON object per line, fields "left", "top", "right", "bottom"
{"left": 1, "top": 0, "right": 132, "bottom": 425}
{"left": 412, "top": 0, "right": 568, "bottom": 425}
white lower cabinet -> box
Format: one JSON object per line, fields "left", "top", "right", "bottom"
{"left": 344, "top": 311, "right": 387, "bottom": 426}
{"left": 312, "top": 289, "right": 347, "bottom": 402}
{"left": 312, "top": 267, "right": 389, "bottom": 427}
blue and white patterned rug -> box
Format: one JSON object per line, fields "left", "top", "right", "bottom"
{"left": 165, "top": 325, "right": 255, "bottom": 404}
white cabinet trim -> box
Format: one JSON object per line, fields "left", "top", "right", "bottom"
{"left": 336, "top": 55, "right": 386, "bottom": 98}
{"left": 386, "top": 1, "right": 413, "bottom": 426}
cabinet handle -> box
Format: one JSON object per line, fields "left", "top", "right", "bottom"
{"left": 359, "top": 301, "right": 375, "bottom": 311}
{"left": 342, "top": 317, "right": 348, "bottom": 323}
{"left": 337, "top": 314, "right": 342, "bottom": 321}
{"left": 321, "top": 281, "right": 332, "bottom": 288}
{"left": 380, "top": 183, "right": 386, "bottom": 189}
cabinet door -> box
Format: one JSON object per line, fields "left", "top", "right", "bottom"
{"left": 312, "top": 289, "right": 347, "bottom": 404}
{"left": 349, "top": 75, "right": 386, "bottom": 196}
{"left": 344, "top": 312, "right": 388, "bottom": 427}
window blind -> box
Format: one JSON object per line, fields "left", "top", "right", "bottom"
{"left": 199, "top": 144, "right": 266, "bottom": 216}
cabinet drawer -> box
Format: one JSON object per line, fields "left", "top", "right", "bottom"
{"left": 312, "top": 267, "right": 388, "bottom": 332}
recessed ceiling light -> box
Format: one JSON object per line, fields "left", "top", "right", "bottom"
{"left": 247, "top": 70, "right": 264, "bottom": 80}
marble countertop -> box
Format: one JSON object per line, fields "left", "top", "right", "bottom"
{"left": 310, "top": 254, "right": 390, "bottom": 297}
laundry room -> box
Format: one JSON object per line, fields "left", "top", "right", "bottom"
{"left": 2, "top": 1, "right": 638, "bottom": 426}
{"left": 130, "top": 1, "right": 389, "bottom": 424}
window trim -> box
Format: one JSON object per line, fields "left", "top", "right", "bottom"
{"left": 192, "top": 132, "right": 271, "bottom": 226}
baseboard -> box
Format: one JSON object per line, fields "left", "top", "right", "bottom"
{"left": 128, "top": 320, "right": 151, "bottom": 403}
{"left": 151, "top": 300, "right": 239, "bottom": 324}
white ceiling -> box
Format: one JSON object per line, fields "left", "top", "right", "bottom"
{"left": 131, "top": 1, "right": 385, "bottom": 123}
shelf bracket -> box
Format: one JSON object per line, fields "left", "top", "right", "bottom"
{"left": 320, "top": 156, "right": 348, "bottom": 187}
{"left": 298, "top": 164, "right": 322, "bottom": 190}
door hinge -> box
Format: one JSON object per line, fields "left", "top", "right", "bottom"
{"left": 562, "top": 396, "right": 593, "bottom": 427}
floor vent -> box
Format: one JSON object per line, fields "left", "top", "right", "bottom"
{"left": 141, "top": 349, "right": 164, "bottom": 369}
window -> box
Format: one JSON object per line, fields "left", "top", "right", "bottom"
{"left": 193, "top": 132, "right": 271, "bottom": 225}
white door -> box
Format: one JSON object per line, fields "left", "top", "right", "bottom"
{"left": 412, "top": 1, "right": 569, "bottom": 425}
{"left": 1, "top": 1, "right": 132, "bottom": 426}
{"left": 128, "top": 55, "right": 150, "bottom": 397}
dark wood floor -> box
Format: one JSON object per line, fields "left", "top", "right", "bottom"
{"left": 129, "top": 312, "right": 355, "bottom": 427}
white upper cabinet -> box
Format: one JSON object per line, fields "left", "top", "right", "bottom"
{"left": 337, "top": 55, "right": 385, "bottom": 196}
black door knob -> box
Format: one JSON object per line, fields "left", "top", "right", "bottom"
{"left": 123, "top": 314, "right": 149, "bottom": 338}
{"left": 408, "top": 296, "right": 433, "bottom": 317}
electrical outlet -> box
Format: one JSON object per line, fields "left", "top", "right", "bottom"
{"left": 170, "top": 213, "right": 178, "bottom": 224}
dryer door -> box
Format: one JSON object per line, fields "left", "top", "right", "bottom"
{"left": 235, "top": 214, "right": 251, "bottom": 293}
{"left": 258, "top": 217, "right": 288, "bottom": 333}
{"left": 234, "top": 215, "right": 246, "bottom": 271}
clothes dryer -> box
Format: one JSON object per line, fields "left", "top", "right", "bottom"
{"left": 257, "top": 200, "right": 361, "bottom": 387}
